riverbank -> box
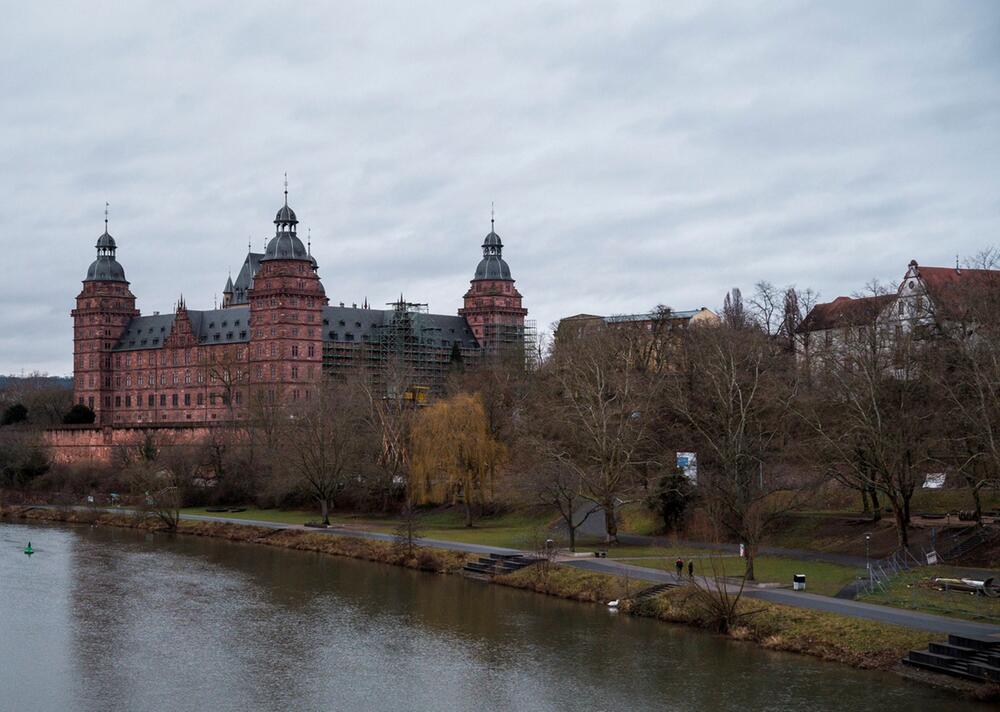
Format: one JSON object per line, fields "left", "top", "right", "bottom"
{"left": 3, "top": 504, "right": 995, "bottom": 699}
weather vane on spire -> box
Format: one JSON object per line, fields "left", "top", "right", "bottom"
{"left": 491, "top": 201, "right": 495, "bottom": 231}
{"left": 104, "top": 201, "right": 109, "bottom": 232}
{"left": 307, "top": 227, "right": 312, "bottom": 255}
{"left": 284, "top": 172, "right": 288, "bottom": 206}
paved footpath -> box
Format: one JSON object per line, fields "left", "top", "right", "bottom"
{"left": 24, "top": 507, "right": 1000, "bottom": 639}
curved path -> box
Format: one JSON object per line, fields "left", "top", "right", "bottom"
{"left": 25, "top": 506, "right": 1000, "bottom": 639}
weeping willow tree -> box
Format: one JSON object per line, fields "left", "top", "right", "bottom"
{"left": 409, "top": 393, "right": 505, "bottom": 527}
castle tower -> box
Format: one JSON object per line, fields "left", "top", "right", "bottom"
{"left": 247, "top": 184, "right": 327, "bottom": 405}
{"left": 71, "top": 219, "right": 138, "bottom": 424}
{"left": 458, "top": 216, "right": 527, "bottom": 358}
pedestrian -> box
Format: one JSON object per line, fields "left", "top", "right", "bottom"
{"left": 675, "top": 558, "right": 684, "bottom": 579}
{"left": 688, "top": 560, "right": 694, "bottom": 578}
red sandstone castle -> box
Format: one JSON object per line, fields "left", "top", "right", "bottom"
{"left": 72, "top": 190, "right": 528, "bottom": 425}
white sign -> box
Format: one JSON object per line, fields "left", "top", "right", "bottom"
{"left": 922, "top": 473, "right": 946, "bottom": 489}
{"left": 926, "top": 550, "right": 938, "bottom": 565}
{"left": 677, "top": 452, "right": 697, "bottom": 482}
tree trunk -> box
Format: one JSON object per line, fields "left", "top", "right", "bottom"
{"left": 893, "top": 506, "right": 909, "bottom": 550}
{"left": 568, "top": 522, "right": 577, "bottom": 553}
{"left": 603, "top": 500, "right": 618, "bottom": 544}
{"left": 320, "top": 498, "right": 330, "bottom": 526}
{"left": 861, "top": 488, "right": 870, "bottom": 513}
{"left": 868, "top": 487, "right": 881, "bottom": 522}
{"left": 969, "top": 478, "right": 984, "bottom": 526}
{"left": 744, "top": 543, "right": 756, "bottom": 581}
{"left": 464, "top": 498, "right": 473, "bottom": 528}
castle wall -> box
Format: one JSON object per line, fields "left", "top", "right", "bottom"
{"left": 44, "top": 424, "right": 216, "bottom": 466}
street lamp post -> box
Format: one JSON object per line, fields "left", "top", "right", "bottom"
{"left": 865, "top": 534, "right": 871, "bottom": 584}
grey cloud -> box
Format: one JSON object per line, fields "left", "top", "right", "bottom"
{"left": 1, "top": 1, "right": 999, "bottom": 373}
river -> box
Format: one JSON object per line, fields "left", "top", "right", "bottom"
{"left": 0, "top": 521, "right": 987, "bottom": 711}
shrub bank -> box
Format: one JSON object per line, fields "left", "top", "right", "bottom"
{"left": 0, "top": 505, "right": 470, "bottom": 574}
{"left": 496, "top": 564, "right": 939, "bottom": 671}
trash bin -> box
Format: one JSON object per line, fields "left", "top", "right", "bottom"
{"left": 793, "top": 574, "right": 806, "bottom": 591}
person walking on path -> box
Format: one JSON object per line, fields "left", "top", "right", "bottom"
{"left": 675, "top": 558, "right": 684, "bottom": 580}
{"left": 688, "top": 560, "right": 694, "bottom": 578}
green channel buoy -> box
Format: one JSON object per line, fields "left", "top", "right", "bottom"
{"left": 23, "top": 542, "right": 34, "bottom": 556}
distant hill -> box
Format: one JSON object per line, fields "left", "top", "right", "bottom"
{"left": 0, "top": 375, "right": 73, "bottom": 390}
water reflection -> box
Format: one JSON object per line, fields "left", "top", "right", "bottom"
{"left": 0, "top": 522, "right": 988, "bottom": 712}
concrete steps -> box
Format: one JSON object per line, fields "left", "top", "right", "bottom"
{"left": 904, "top": 634, "right": 1000, "bottom": 683}
{"left": 462, "top": 553, "right": 540, "bottom": 578}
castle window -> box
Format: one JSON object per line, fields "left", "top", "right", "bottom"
{"left": 345, "top": 333, "right": 354, "bottom": 341}
{"left": 355, "top": 322, "right": 361, "bottom": 328}
{"left": 160, "top": 394, "right": 167, "bottom": 406}
{"left": 307, "top": 345, "right": 315, "bottom": 358}
{"left": 222, "top": 321, "right": 228, "bottom": 328}
{"left": 227, "top": 332, "right": 233, "bottom": 339}
{"left": 115, "top": 396, "right": 121, "bottom": 406}
{"left": 148, "top": 394, "right": 154, "bottom": 407}
{"left": 329, "top": 331, "right": 337, "bottom": 339}
{"left": 184, "top": 393, "right": 191, "bottom": 406}
{"left": 339, "top": 320, "right": 345, "bottom": 326}
{"left": 323, "top": 319, "right": 329, "bottom": 326}
{"left": 240, "top": 331, "right": 246, "bottom": 339}
{"left": 214, "top": 334, "right": 220, "bottom": 341}
{"left": 125, "top": 395, "right": 131, "bottom": 407}
{"left": 291, "top": 366, "right": 298, "bottom": 380}
{"left": 209, "top": 322, "right": 215, "bottom": 329}
{"left": 197, "top": 393, "right": 204, "bottom": 406}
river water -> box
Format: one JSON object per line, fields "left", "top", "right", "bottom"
{"left": 0, "top": 521, "right": 987, "bottom": 711}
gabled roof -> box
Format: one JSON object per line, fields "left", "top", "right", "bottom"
{"left": 796, "top": 295, "right": 895, "bottom": 333}
{"left": 911, "top": 264, "right": 1000, "bottom": 320}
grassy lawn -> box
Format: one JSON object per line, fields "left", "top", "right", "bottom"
{"left": 857, "top": 566, "right": 1000, "bottom": 624}
{"left": 180, "top": 507, "right": 382, "bottom": 527}
{"left": 181, "top": 506, "right": 556, "bottom": 549}
{"left": 414, "top": 510, "right": 556, "bottom": 549}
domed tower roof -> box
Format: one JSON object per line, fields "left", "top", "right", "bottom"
{"left": 84, "top": 223, "right": 128, "bottom": 283}
{"left": 473, "top": 217, "right": 512, "bottom": 281}
{"left": 261, "top": 180, "right": 311, "bottom": 263}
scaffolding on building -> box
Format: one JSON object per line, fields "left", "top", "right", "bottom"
{"left": 322, "top": 297, "right": 478, "bottom": 397}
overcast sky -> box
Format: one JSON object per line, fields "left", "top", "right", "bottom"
{"left": 2, "top": 1, "right": 998, "bottom": 375}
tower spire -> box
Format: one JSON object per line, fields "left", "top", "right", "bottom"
{"left": 284, "top": 172, "right": 288, "bottom": 207}
{"left": 104, "top": 201, "right": 109, "bottom": 233}
{"left": 307, "top": 227, "right": 311, "bottom": 255}
{"left": 491, "top": 201, "right": 495, "bottom": 232}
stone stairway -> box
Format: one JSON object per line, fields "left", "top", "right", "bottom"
{"left": 631, "top": 582, "right": 682, "bottom": 602}
{"left": 904, "top": 634, "right": 1000, "bottom": 683}
{"left": 462, "top": 553, "right": 539, "bottom": 578}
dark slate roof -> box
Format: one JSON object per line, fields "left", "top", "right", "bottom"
{"left": 112, "top": 313, "right": 176, "bottom": 350}
{"left": 321, "top": 306, "right": 479, "bottom": 348}
{"left": 275, "top": 204, "right": 297, "bottom": 224}
{"left": 114, "top": 306, "right": 478, "bottom": 351}
{"left": 474, "top": 230, "right": 512, "bottom": 281}
{"left": 228, "top": 252, "right": 263, "bottom": 305}
{"left": 474, "top": 254, "right": 512, "bottom": 280}
{"left": 113, "top": 307, "right": 252, "bottom": 351}
{"left": 188, "top": 307, "right": 252, "bottom": 345}
{"left": 262, "top": 232, "right": 310, "bottom": 262}
{"left": 85, "top": 256, "right": 127, "bottom": 282}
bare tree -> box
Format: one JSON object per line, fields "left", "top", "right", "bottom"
{"left": 276, "top": 383, "right": 365, "bottom": 525}
{"left": 801, "top": 296, "right": 938, "bottom": 549}
{"left": 664, "top": 322, "right": 803, "bottom": 580}
{"left": 749, "top": 281, "right": 782, "bottom": 337}
{"left": 542, "top": 325, "right": 662, "bottom": 543}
